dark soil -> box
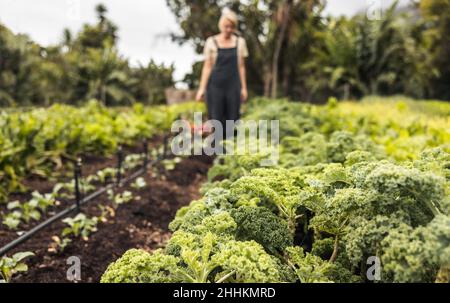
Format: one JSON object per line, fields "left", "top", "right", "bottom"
{"left": 1, "top": 137, "right": 213, "bottom": 283}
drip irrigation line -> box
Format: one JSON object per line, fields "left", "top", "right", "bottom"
{"left": 0, "top": 140, "right": 167, "bottom": 257}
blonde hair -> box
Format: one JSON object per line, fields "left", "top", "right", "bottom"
{"left": 219, "top": 7, "right": 238, "bottom": 29}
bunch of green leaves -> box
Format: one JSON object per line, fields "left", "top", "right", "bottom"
{"left": 62, "top": 213, "right": 99, "bottom": 241}
{"left": 107, "top": 189, "right": 134, "bottom": 206}
{"left": 131, "top": 177, "right": 147, "bottom": 190}
{"left": 0, "top": 252, "right": 34, "bottom": 283}
{"left": 48, "top": 236, "right": 72, "bottom": 254}
{"left": 2, "top": 188, "right": 61, "bottom": 230}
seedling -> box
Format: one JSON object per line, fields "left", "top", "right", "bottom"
{"left": 107, "top": 189, "right": 134, "bottom": 206}
{"left": 131, "top": 177, "right": 147, "bottom": 190}
{"left": 161, "top": 157, "right": 182, "bottom": 171}
{"left": 124, "top": 154, "right": 145, "bottom": 170}
{"left": 48, "top": 236, "right": 72, "bottom": 254}
{"left": 2, "top": 210, "right": 22, "bottom": 230}
{"left": 113, "top": 191, "right": 134, "bottom": 205}
{"left": 56, "top": 179, "right": 95, "bottom": 199}
{"left": 0, "top": 252, "right": 34, "bottom": 283}
{"left": 29, "top": 190, "right": 60, "bottom": 212}
{"left": 7, "top": 200, "right": 41, "bottom": 224}
{"left": 62, "top": 213, "right": 98, "bottom": 241}
{"left": 151, "top": 157, "right": 182, "bottom": 179}
{"left": 96, "top": 167, "right": 117, "bottom": 184}
{"left": 98, "top": 205, "right": 115, "bottom": 223}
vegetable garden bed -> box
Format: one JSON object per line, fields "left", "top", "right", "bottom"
{"left": 1, "top": 96, "right": 449, "bottom": 283}
{"left": 101, "top": 97, "right": 450, "bottom": 284}
{"left": 2, "top": 144, "right": 212, "bottom": 282}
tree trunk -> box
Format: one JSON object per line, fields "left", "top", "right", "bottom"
{"left": 343, "top": 83, "right": 350, "bottom": 100}
{"left": 271, "top": 0, "right": 292, "bottom": 99}
{"left": 101, "top": 84, "right": 106, "bottom": 105}
{"left": 282, "top": 60, "right": 290, "bottom": 97}
{"left": 264, "top": 65, "right": 272, "bottom": 97}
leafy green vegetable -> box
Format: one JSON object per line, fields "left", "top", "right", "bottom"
{"left": 231, "top": 206, "right": 293, "bottom": 254}
{"left": 101, "top": 97, "right": 450, "bottom": 283}
{"left": 0, "top": 252, "right": 34, "bottom": 283}
{"left": 62, "top": 213, "right": 98, "bottom": 240}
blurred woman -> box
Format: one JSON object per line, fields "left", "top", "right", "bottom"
{"left": 196, "top": 8, "right": 249, "bottom": 138}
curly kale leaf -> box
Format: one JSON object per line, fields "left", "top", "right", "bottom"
{"left": 231, "top": 206, "right": 293, "bottom": 254}
{"left": 169, "top": 188, "right": 234, "bottom": 233}
{"left": 230, "top": 170, "right": 304, "bottom": 233}
{"left": 286, "top": 246, "right": 359, "bottom": 283}
{"left": 168, "top": 200, "right": 209, "bottom": 233}
{"left": 101, "top": 249, "right": 181, "bottom": 283}
{"left": 362, "top": 162, "right": 445, "bottom": 223}
{"left": 344, "top": 150, "right": 377, "bottom": 166}
{"left": 380, "top": 224, "right": 437, "bottom": 282}
{"left": 212, "top": 240, "right": 286, "bottom": 283}
{"left": 166, "top": 231, "right": 286, "bottom": 283}
{"left": 309, "top": 188, "right": 374, "bottom": 236}
{"left": 414, "top": 147, "right": 450, "bottom": 181}
{"left": 326, "top": 131, "right": 381, "bottom": 163}
{"left": 342, "top": 214, "right": 405, "bottom": 268}
{"left": 280, "top": 133, "right": 328, "bottom": 166}
{"left": 166, "top": 212, "right": 237, "bottom": 256}
{"left": 381, "top": 214, "right": 450, "bottom": 282}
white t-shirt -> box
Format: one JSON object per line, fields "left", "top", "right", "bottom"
{"left": 203, "top": 35, "right": 249, "bottom": 65}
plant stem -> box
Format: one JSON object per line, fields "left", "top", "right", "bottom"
{"left": 216, "top": 270, "right": 236, "bottom": 283}
{"left": 435, "top": 266, "right": 450, "bottom": 283}
{"left": 329, "top": 235, "right": 339, "bottom": 263}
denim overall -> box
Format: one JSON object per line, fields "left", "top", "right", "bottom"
{"left": 206, "top": 35, "right": 241, "bottom": 139}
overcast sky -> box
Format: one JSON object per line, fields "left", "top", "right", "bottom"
{"left": 0, "top": 0, "right": 411, "bottom": 84}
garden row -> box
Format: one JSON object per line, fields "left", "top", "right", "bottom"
{"left": 0, "top": 100, "right": 204, "bottom": 203}
{"left": 102, "top": 96, "right": 450, "bottom": 283}
{"left": 0, "top": 101, "right": 204, "bottom": 282}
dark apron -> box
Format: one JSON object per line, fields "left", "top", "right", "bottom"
{"left": 206, "top": 36, "right": 241, "bottom": 139}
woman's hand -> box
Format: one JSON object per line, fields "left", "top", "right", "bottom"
{"left": 196, "top": 88, "right": 205, "bottom": 102}
{"left": 241, "top": 88, "right": 248, "bottom": 103}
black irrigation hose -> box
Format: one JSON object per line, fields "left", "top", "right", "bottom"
{"left": 0, "top": 143, "right": 166, "bottom": 257}
{"left": 0, "top": 204, "right": 79, "bottom": 257}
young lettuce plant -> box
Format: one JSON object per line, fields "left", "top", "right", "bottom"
{"left": 0, "top": 252, "right": 34, "bottom": 283}
{"left": 96, "top": 167, "right": 117, "bottom": 184}
{"left": 124, "top": 154, "right": 145, "bottom": 170}
{"left": 28, "top": 190, "right": 60, "bottom": 212}
{"left": 56, "top": 179, "right": 95, "bottom": 199}
{"left": 6, "top": 200, "right": 41, "bottom": 224}
{"left": 131, "top": 177, "right": 147, "bottom": 190}
{"left": 62, "top": 213, "right": 98, "bottom": 241}
{"left": 2, "top": 210, "right": 22, "bottom": 230}
{"left": 48, "top": 236, "right": 72, "bottom": 254}
{"left": 161, "top": 157, "right": 182, "bottom": 171}
{"left": 107, "top": 189, "right": 134, "bottom": 206}
{"left": 98, "top": 205, "right": 115, "bottom": 223}
{"left": 2, "top": 189, "right": 61, "bottom": 230}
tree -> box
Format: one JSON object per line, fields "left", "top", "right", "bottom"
{"left": 130, "top": 60, "right": 175, "bottom": 105}
{"left": 419, "top": 0, "right": 450, "bottom": 100}
{"left": 304, "top": 1, "right": 434, "bottom": 100}
{"left": 166, "top": 0, "right": 324, "bottom": 99}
